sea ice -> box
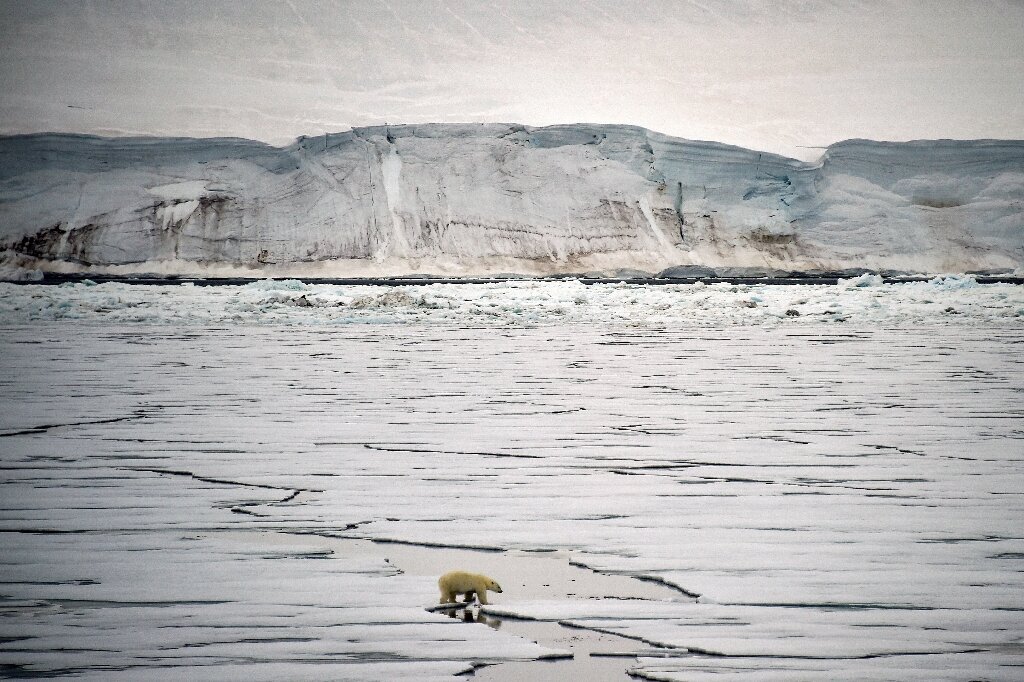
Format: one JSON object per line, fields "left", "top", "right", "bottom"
{"left": 1, "top": 283, "right": 1021, "bottom": 679}
{"left": 0, "top": 277, "right": 1021, "bottom": 327}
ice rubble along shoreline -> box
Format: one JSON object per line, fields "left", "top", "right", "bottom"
{"left": 2, "top": 274, "right": 1021, "bottom": 326}
{"left": 0, "top": 123, "right": 1021, "bottom": 280}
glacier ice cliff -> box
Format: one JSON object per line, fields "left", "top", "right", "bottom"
{"left": 0, "top": 124, "right": 1021, "bottom": 277}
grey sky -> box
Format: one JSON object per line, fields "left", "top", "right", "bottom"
{"left": 1, "top": 0, "right": 1022, "bottom": 159}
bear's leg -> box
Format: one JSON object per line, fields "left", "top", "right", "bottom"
{"left": 463, "top": 591, "right": 476, "bottom": 604}
{"left": 478, "top": 592, "right": 489, "bottom": 605}
{"left": 440, "top": 590, "right": 456, "bottom": 604}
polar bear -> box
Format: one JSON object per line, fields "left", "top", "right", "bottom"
{"left": 438, "top": 570, "right": 503, "bottom": 605}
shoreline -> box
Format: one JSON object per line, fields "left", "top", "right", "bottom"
{"left": 8, "top": 273, "right": 1024, "bottom": 287}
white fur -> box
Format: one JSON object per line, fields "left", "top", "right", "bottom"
{"left": 438, "top": 570, "right": 503, "bottom": 605}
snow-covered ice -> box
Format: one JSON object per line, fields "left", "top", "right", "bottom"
{"left": 0, "top": 276, "right": 1021, "bottom": 326}
{"left": 1, "top": 281, "right": 1022, "bottom": 679}
{"left": 1, "top": 127, "right": 1022, "bottom": 278}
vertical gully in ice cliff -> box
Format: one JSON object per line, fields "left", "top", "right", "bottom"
{"left": 673, "top": 182, "right": 685, "bottom": 239}
{"left": 381, "top": 133, "right": 411, "bottom": 256}
{"left": 638, "top": 196, "right": 676, "bottom": 255}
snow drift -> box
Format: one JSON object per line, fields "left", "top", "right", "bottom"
{"left": 0, "top": 124, "right": 1021, "bottom": 277}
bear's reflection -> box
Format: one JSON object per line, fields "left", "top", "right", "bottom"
{"left": 447, "top": 606, "right": 502, "bottom": 630}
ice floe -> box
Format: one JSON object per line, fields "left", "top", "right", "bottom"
{"left": 1, "top": 286, "right": 1022, "bottom": 679}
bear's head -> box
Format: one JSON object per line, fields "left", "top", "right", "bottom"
{"left": 487, "top": 578, "right": 503, "bottom": 593}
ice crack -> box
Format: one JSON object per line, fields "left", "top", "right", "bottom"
{"left": 1, "top": 413, "right": 144, "bottom": 437}
{"left": 128, "top": 467, "right": 323, "bottom": 494}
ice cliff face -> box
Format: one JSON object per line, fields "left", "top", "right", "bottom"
{"left": 1, "top": 124, "right": 1021, "bottom": 277}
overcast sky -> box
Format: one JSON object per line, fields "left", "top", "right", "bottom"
{"left": 1, "top": 0, "right": 1022, "bottom": 159}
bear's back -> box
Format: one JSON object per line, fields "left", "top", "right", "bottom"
{"left": 438, "top": 570, "right": 487, "bottom": 592}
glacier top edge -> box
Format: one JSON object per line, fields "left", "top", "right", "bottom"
{"left": 4, "top": 124, "right": 1022, "bottom": 166}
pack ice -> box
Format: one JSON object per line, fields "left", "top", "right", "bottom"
{"left": 2, "top": 316, "right": 1022, "bottom": 680}
{"left": 1, "top": 124, "right": 1021, "bottom": 278}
